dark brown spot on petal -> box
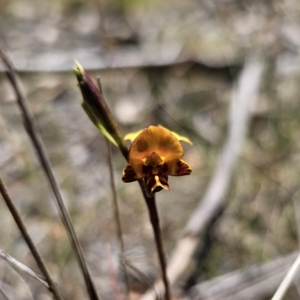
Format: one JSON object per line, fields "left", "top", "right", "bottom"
{"left": 136, "top": 139, "right": 148, "bottom": 152}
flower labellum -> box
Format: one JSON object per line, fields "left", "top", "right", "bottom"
{"left": 122, "top": 125, "right": 192, "bottom": 194}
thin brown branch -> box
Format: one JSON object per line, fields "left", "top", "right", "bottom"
{"left": 105, "top": 120, "right": 130, "bottom": 300}
{"left": 144, "top": 197, "right": 170, "bottom": 300}
{"left": 0, "top": 177, "right": 62, "bottom": 299}
{"left": 0, "top": 249, "right": 49, "bottom": 288}
{"left": 0, "top": 45, "right": 100, "bottom": 300}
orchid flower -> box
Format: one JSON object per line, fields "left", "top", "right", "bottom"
{"left": 122, "top": 125, "right": 192, "bottom": 194}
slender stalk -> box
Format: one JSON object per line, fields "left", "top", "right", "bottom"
{"left": 143, "top": 190, "right": 170, "bottom": 300}
{"left": 107, "top": 244, "right": 123, "bottom": 300}
{"left": 106, "top": 139, "right": 125, "bottom": 255}
{"left": 0, "top": 177, "right": 62, "bottom": 299}
{"left": 0, "top": 45, "right": 100, "bottom": 300}
{"left": 106, "top": 133, "right": 130, "bottom": 300}
{"left": 97, "top": 78, "right": 126, "bottom": 249}
{"left": 97, "top": 77, "right": 130, "bottom": 299}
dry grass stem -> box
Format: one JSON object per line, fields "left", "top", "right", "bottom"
{"left": 106, "top": 125, "right": 130, "bottom": 300}
{"left": 0, "top": 250, "right": 49, "bottom": 288}
{"left": 0, "top": 177, "right": 62, "bottom": 299}
{"left": 97, "top": 76, "right": 130, "bottom": 298}
{"left": 0, "top": 45, "right": 100, "bottom": 300}
{"left": 144, "top": 197, "right": 170, "bottom": 300}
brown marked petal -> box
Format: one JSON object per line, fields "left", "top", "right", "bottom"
{"left": 163, "top": 157, "right": 192, "bottom": 176}
{"left": 122, "top": 165, "right": 140, "bottom": 182}
{"left": 176, "top": 159, "right": 192, "bottom": 176}
{"left": 129, "top": 158, "right": 148, "bottom": 179}
{"left": 129, "top": 125, "right": 183, "bottom": 163}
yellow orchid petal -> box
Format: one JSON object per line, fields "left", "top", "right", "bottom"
{"left": 124, "top": 130, "right": 143, "bottom": 142}
{"left": 124, "top": 125, "right": 192, "bottom": 146}
{"left": 170, "top": 130, "right": 193, "bottom": 145}
{"left": 129, "top": 125, "right": 184, "bottom": 163}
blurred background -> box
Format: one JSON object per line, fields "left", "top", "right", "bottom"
{"left": 1, "top": 0, "right": 300, "bottom": 299}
